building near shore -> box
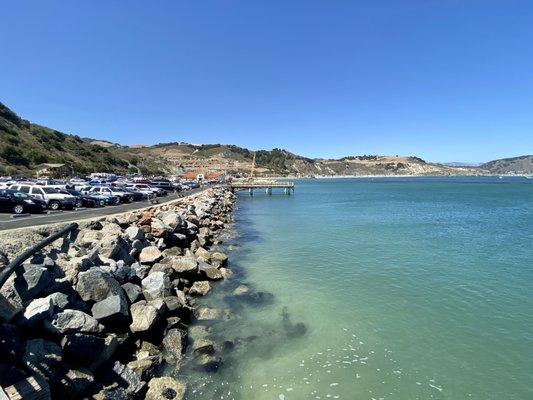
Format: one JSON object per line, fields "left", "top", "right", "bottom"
{"left": 35, "top": 163, "right": 69, "bottom": 178}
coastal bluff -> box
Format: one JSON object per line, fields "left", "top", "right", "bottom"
{"left": 0, "top": 187, "right": 236, "bottom": 399}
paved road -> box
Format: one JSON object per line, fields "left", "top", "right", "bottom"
{"left": 0, "top": 188, "right": 204, "bottom": 231}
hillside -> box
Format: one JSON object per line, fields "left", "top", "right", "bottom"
{"left": 0, "top": 102, "right": 528, "bottom": 178}
{"left": 0, "top": 102, "right": 167, "bottom": 176}
{"left": 481, "top": 155, "right": 533, "bottom": 175}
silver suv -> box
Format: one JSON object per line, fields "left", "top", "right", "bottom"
{"left": 10, "top": 184, "right": 77, "bottom": 210}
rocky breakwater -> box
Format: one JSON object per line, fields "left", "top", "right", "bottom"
{"left": 0, "top": 187, "right": 236, "bottom": 400}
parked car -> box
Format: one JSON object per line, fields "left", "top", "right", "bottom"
{"left": 151, "top": 180, "right": 174, "bottom": 192}
{"left": 88, "top": 186, "right": 133, "bottom": 203}
{"left": 61, "top": 189, "right": 102, "bottom": 208}
{"left": 127, "top": 184, "right": 159, "bottom": 197}
{"left": 0, "top": 189, "right": 47, "bottom": 214}
{"left": 9, "top": 184, "right": 77, "bottom": 210}
{"left": 121, "top": 187, "right": 147, "bottom": 201}
{"left": 79, "top": 187, "right": 120, "bottom": 205}
{"left": 35, "top": 179, "right": 68, "bottom": 190}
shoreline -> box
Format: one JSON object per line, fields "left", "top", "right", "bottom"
{"left": 0, "top": 187, "right": 237, "bottom": 399}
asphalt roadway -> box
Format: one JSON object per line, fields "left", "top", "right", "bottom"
{"left": 0, "top": 188, "right": 205, "bottom": 231}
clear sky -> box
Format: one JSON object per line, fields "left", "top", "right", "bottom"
{"left": 1, "top": 1, "right": 532, "bottom": 163}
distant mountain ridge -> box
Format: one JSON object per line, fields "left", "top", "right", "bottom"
{"left": 480, "top": 155, "right": 533, "bottom": 175}
{"left": 0, "top": 102, "right": 529, "bottom": 177}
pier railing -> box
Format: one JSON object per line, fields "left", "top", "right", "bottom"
{"left": 229, "top": 180, "right": 295, "bottom": 195}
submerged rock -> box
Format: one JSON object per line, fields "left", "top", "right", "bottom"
{"left": 189, "top": 281, "right": 211, "bottom": 296}
{"left": 145, "top": 376, "right": 186, "bottom": 400}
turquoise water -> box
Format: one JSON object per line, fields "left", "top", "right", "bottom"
{"left": 184, "top": 177, "right": 533, "bottom": 400}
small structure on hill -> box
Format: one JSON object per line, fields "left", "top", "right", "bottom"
{"left": 35, "top": 163, "right": 69, "bottom": 178}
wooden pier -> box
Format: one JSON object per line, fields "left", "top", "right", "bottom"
{"left": 229, "top": 180, "right": 295, "bottom": 196}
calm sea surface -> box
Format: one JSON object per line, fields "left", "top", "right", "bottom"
{"left": 184, "top": 177, "right": 533, "bottom": 400}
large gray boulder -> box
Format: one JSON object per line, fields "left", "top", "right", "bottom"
{"left": 15, "top": 264, "right": 53, "bottom": 301}
{"left": 46, "top": 309, "right": 103, "bottom": 334}
{"left": 75, "top": 268, "right": 124, "bottom": 303}
{"left": 139, "top": 246, "right": 163, "bottom": 265}
{"left": 122, "top": 282, "right": 142, "bottom": 303}
{"left": 111, "top": 361, "right": 146, "bottom": 396}
{"left": 161, "top": 213, "right": 182, "bottom": 231}
{"left": 141, "top": 272, "right": 170, "bottom": 301}
{"left": 171, "top": 256, "right": 198, "bottom": 274}
{"left": 130, "top": 301, "right": 159, "bottom": 333}
{"left": 91, "top": 294, "right": 129, "bottom": 325}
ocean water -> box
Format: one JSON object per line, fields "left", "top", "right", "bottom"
{"left": 182, "top": 177, "right": 533, "bottom": 400}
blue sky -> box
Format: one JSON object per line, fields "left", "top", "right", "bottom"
{"left": 1, "top": 1, "right": 532, "bottom": 163}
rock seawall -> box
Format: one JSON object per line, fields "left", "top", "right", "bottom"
{"left": 0, "top": 187, "right": 236, "bottom": 399}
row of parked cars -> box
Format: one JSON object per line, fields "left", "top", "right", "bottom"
{"left": 0, "top": 178, "right": 200, "bottom": 215}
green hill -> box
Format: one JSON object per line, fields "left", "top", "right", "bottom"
{"left": 0, "top": 102, "right": 166, "bottom": 176}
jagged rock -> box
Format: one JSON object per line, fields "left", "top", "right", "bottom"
{"left": 148, "top": 298, "right": 166, "bottom": 314}
{"left": 91, "top": 294, "right": 129, "bottom": 325}
{"left": 112, "top": 361, "right": 146, "bottom": 395}
{"left": 194, "top": 307, "right": 221, "bottom": 321}
{"left": 0, "top": 323, "right": 23, "bottom": 363}
{"left": 211, "top": 252, "right": 228, "bottom": 268}
{"left": 101, "top": 223, "right": 123, "bottom": 235}
{"left": 195, "top": 247, "right": 211, "bottom": 262}
{"left": 15, "top": 264, "right": 53, "bottom": 301}
{"left": 46, "top": 309, "right": 103, "bottom": 334}
{"left": 54, "top": 255, "right": 94, "bottom": 283}
{"left": 145, "top": 377, "right": 186, "bottom": 400}
{"left": 122, "top": 282, "right": 142, "bottom": 303}
{"left": 162, "top": 328, "right": 185, "bottom": 363}
{"left": 150, "top": 219, "right": 170, "bottom": 238}
{"left": 131, "top": 262, "right": 151, "bottom": 280}
{"left": 189, "top": 281, "right": 211, "bottom": 296}
{"left": 20, "top": 296, "right": 53, "bottom": 326}
{"left": 163, "top": 295, "right": 186, "bottom": 314}
{"left": 161, "top": 213, "right": 182, "bottom": 231}
{"left": 139, "top": 246, "right": 163, "bottom": 265}
{"left": 23, "top": 339, "right": 63, "bottom": 379}
{"left": 125, "top": 226, "right": 145, "bottom": 241}
{"left": 61, "top": 333, "right": 118, "bottom": 370}
{"left": 127, "top": 358, "right": 156, "bottom": 381}
{"left": 130, "top": 301, "right": 159, "bottom": 332}
{"left": 141, "top": 272, "right": 170, "bottom": 301}
{"left": 76, "top": 268, "right": 124, "bottom": 303}
{"left": 47, "top": 292, "right": 70, "bottom": 311}
{"left": 171, "top": 256, "right": 199, "bottom": 274}
{"left": 0, "top": 275, "right": 23, "bottom": 322}
{"left": 53, "top": 367, "right": 94, "bottom": 398}
{"left": 198, "top": 262, "right": 223, "bottom": 280}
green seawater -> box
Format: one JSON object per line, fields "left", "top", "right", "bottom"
{"left": 183, "top": 177, "right": 533, "bottom": 400}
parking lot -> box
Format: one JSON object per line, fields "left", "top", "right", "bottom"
{"left": 0, "top": 188, "right": 203, "bottom": 231}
